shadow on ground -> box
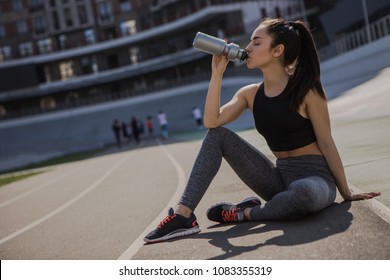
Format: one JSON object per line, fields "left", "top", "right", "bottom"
{"left": 186, "top": 202, "right": 352, "bottom": 260}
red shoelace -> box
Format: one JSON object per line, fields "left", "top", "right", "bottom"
{"left": 157, "top": 214, "right": 176, "bottom": 228}
{"left": 222, "top": 209, "right": 238, "bottom": 222}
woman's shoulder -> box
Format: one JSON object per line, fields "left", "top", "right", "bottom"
{"left": 304, "top": 87, "right": 327, "bottom": 105}
{"left": 237, "top": 83, "right": 261, "bottom": 97}
{"left": 236, "top": 83, "right": 262, "bottom": 110}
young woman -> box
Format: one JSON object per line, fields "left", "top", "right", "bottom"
{"left": 144, "top": 18, "right": 381, "bottom": 243}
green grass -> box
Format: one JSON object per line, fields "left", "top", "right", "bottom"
{"left": 23, "top": 148, "right": 106, "bottom": 169}
{"left": 0, "top": 147, "right": 107, "bottom": 176}
{"left": 0, "top": 147, "right": 108, "bottom": 187}
{"left": 0, "top": 171, "right": 45, "bottom": 187}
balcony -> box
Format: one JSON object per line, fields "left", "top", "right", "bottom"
{"left": 319, "top": 14, "right": 390, "bottom": 61}
{"left": 0, "top": 4, "right": 242, "bottom": 68}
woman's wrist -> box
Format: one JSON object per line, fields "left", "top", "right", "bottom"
{"left": 211, "top": 72, "right": 224, "bottom": 79}
{"left": 340, "top": 189, "right": 353, "bottom": 200}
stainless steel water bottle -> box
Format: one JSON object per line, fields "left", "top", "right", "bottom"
{"left": 192, "top": 32, "right": 248, "bottom": 61}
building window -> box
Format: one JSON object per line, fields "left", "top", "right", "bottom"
{"left": 120, "top": 0, "right": 131, "bottom": 12}
{"left": 44, "top": 65, "right": 51, "bottom": 83}
{"left": 129, "top": 47, "right": 139, "bottom": 64}
{"left": 78, "top": 5, "right": 88, "bottom": 24}
{"left": 91, "top": 56, "right": 98, "bottom": 73}
{"left": 19, "top": 42, "right": 34, "bottom": 57}
{"left": 0, "top": 46, "right": 12, "bottom": 62}
{"left": 30, "top": 0, "right": 44, "bottom": 11}
{"left": 287, "top": 6, "right": 292, "bottom": 16}
{"left": 52, "top": 11, "right": 60, "bottom": 30}
{"left": 120, "top": 20, "right": 136, "bottom": 36}
{"left": 274, "top": 7, "right": 281, "bottom": 18}
{"left": 65, "top": 92, "right": 79, "bottom": 106}
{"left": 17, "top": 19, "right": 28, "bottom": 34}
{"left": 37, "top": 38, "right": 52, "bottom": 54}
{"left": 64, "top": 8, "right": 73, "bottom": 27}
{"left": 58, "top": 34, "right": 66, "bottom": 49}
{"left": 0, "top": 105, "right": 6, "bottom": 117}
{"left": 59, "top": 61, "right": 74, "bottom": 80}
{"left": 261, "top": 8, "right": 267, "bottom": 19}
{"left": 33, "top": 15, "right": 46, "bottom": 35}
{"left": 0, "top": 24, "right": 5, "bottom": 38}
{"left": 84, "top": 29, "right": 95, "bottom": 44}
{"left": 40, "top": 97, "right": 56, "bottom": 110}
{"left": 12, "top": 0, "right": 23, "bottom": 11}
{"left": 98, "top": 1, "right": 113, "bottom": 21}
{"left": 81, "top": 57, "right": 92, "bottom": 74}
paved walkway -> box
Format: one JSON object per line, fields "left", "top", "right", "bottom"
{"left": 0, "top": 68, "right": 389, "bottom": 260}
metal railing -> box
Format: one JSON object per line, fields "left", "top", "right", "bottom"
{"left": 318, "top": 14, "right": 390, "bottom": 61}
{"left": 0, "top": 66, "right": 257, "bottom": 121}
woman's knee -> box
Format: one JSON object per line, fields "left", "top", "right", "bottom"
{"left": 289, "top": 176, "right": 336, "bottom": 212}
{"left": 207, "top": 126, "right": 230, "bottom": 138}
{"left": 204, "top": 127, "right": 235, "bottom": 147}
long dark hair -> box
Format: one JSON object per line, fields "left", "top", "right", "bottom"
{"left": 261, "top": 18, "right": 325, "bottom": 110}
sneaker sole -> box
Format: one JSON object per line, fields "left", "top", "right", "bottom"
{"left": 143, "top": 226, "right": 201, "bottom": 244}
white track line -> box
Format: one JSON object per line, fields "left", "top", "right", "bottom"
{"left": 0, "top": 167, "right": 80, "bottom": 209}
{"left": 0, "top": 152, "right": 131, "bottom": 246}
{"left": 117, "top": 139, "right": 186, "bottom": 260}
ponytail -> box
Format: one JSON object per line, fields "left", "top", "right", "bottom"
{"left": 289, "top": 21, "right": 325, "bottom": 110}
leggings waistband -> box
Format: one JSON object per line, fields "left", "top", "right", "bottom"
{"left": 276, "top": 155, "right": 335, "bottom": 187}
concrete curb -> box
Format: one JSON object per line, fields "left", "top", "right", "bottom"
{"left": 349, "top": 183, "right": 390, "bottom": 225}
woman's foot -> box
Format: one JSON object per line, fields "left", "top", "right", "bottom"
{"left": 144, "top": 208, "right": 200, "bottom": 243}
{"left": 206, "top": 197, "right": 261, "bottom": 223}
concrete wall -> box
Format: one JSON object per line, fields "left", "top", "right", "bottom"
{"left": 0, "top": 77, "right": 258, "bottom": 171}
{"left": 1, "top": 36, "right": 390, "bottom": 171}
{"left": 321, "top": 35, "right": 390, "bottom": 99}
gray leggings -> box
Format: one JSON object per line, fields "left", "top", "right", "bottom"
{"left": 179, "top": 127, "right": 337, "bottom": 221}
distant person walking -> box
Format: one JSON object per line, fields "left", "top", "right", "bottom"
{"left": 157, "top": 110, "right": 169, "bottom": 139}
{"left": 146, "top": 116, "right": 154, "bottom": 137}
{"left": 192, "top": 106, "right": 203, "bottom": 129}
{"left": 122, "top": 120, "right": 131, "bottom": 143}
{"left": 112, "top": 119, "right": 122, "bottom": 148}
{"left": 131, "top": 116, "right": 141, "bottom": 145}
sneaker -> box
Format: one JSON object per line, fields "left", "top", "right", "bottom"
{"left": 206, "top": 197, "right": 261, "bottom": 223}
{"left": 144, "top": 208, "right": 200, "bottom": 243}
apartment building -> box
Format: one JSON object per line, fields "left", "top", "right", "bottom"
{"left": 0, "top": 0, "right": 309, "bottom": 119}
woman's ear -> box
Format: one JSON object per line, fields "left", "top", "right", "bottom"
{"left": 272, "top": 44, "right": 284, "bottom": 58}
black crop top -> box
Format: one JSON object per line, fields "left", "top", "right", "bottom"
{"left": 253, "top": 83, "right": 317, "bottom": 152}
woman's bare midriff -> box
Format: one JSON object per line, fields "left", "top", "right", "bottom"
{"left": 272, "top": 142, "right": 322, "bottom": 159}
